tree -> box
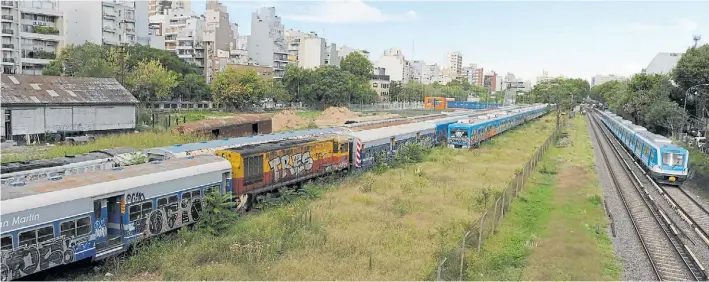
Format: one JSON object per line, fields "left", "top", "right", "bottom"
{"left": 673, "top": 44, "right": 709, "bottom": 118}
{"left": 389, "top": 81, "right": 404, "bottom": 101}
{"left": 197, "top": 189, "right": 237, "bottom": 236}
{"left": 173, "top": 73, "right": 211, "bottom": 101}
{"left": 264, "top": 80, "right": 291, "bottom": 104}
{"left": 340, "top": 52, "right": 373, "bottom": 81}
{"left": 211, "top": 67, "right": 267, "bottom": 109}
{"left": 125, "top": 60, "right": 180, "bottom": 102}
{"left": 42, "top": 42, "right": 117, "bottom": 77}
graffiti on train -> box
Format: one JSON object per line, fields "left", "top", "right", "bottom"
{"left": 268, "top": 152, "right": 314, "bottom": 182}
{"left": 129, "top": 197, "right": 202, "bottom": 238}
{"left": 125, "top": 192, "right": 145, "bottom": 204}
{"left": 1, "top": 237, "right": 75, "bottom": 281}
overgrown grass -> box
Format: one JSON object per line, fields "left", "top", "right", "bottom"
{"left": 295, "top": 110, "right": 322, "bottom": 120}
{"left": 465, "top": 117, "right": 621, "bottom": 281}
{"left": 1, "top": 132, "right": 209, "bottom": 163}
{"left": 687, "top": 145, "right": 709, "bottom": 176}
{"left": 81, "top": 114, "right": 557, "bottom": 281}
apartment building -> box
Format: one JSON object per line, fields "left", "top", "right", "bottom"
{"left": 285, "top": 29, "right": 316, "bottom": 64}
{"left": 371, "top": 67, "right": 390, "bottom": 102}
{"left": 324, "top": 43, "right": 338, "bottom": 66}
{"left": 446, "top": 51, "right": 463, "bottom": 78}
{"left": 374, "top": 48, "right": 410, "bottom": 83}
{"left": 149, "top": 9, "right": 206, "bottom": 68}
{"left": 60, "top": 0, "right": 149, "bottom": 47}
{"left": 202, "top": 0, "right": 233, "bottom": 83}
{"left": 248, "top": 7, "right": 288, "bottom": 78}
{"left": 591, "top": 74, "right": 627, "bottom": 87}
{"left": 338, "top": 45, "right": 369, "bottom": 61}
{"left": 1, "top": 0, "right": 64, "bottom": 75}
{"left": 148, "top": 0, "right": 190, "bottom": 16}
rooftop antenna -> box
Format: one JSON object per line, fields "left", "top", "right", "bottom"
{"left": 693, "top": 35, "right": 701, "bottom": 48}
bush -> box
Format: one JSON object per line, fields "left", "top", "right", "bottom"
{"left": 197, "top": 189, "right": 238, "bottom": 235}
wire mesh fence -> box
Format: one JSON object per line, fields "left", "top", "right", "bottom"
{"left": 434, "top": 117, "right": 565, "bottom": 281}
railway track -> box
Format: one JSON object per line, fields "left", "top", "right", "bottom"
{"left": 588, "top": 113, "right": 705, "bottom": 281}
{"left": 661, "top": 185, "right": 709, "bottom": 248}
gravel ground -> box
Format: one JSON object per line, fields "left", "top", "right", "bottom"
{"left": 587, "top": 117, "right": 657, "bottom": 281}
{"left": 682, "top": 172, "right": 709, "bottom": 209}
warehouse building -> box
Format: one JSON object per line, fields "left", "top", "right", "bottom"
{"left": 1, "top": 75, "right": 140, "bottom": 143}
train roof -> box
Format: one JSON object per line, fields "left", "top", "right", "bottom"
{"left": 1, "top": 155, "right": 231, "bottom": 214}
{"left": 350, "top": 121, "right": 436, "bottom": 143}
{"left": 1, "top": 147, "right": 137, "bottom": 173}
{"left": 146, "top": 127, "right": 346, "bottom": 157}
{"left": 220, "top": 137, "right": 320, "bottom": 156}
{"left": 602, "top": 110, "right": 686, "bottom": 151}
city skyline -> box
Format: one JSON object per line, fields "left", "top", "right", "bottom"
{"left": 193, "top": 0, "right": 709, "bottom": 83}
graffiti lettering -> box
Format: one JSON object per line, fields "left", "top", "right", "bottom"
{"left": 268, "top": 152, "right": 314, "bottom": 182}
{"left": 0, "top": 237, "right": 75, "bottom": 281}
{"left": 129, "top": 197, "right": 202, "bottom": 239}
{"left": 125, "top": 192, "right": 145, "bottom": 204}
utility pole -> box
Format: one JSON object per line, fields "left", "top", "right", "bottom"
{"left": 693, "top": 35, "right": 701, "bottom": 48}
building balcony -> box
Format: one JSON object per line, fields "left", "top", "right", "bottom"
{"left": 2, "top": 57, "right": 14, "bottom": 63}
{"left": 102, "top": 25, "right": 116, "bottom": 32}
{"left": 125, "top": 27, "right": 136, "bottom": 34}
{"left": 194, "top": 52, "right": 204, "bottom": 58}
{"left": 1, "top": 43, "right": 13, "bottom": 49}
{"left": 1, "top": 1, "right": 14, "bottom": 7}
{"left": 177, "top": 44, "right": 192, "bottom": 49}
{"left": 23, "top": 50, "right": 55, "bottom": 60}
{"left": 124, "top": 14, "right": 135, "bottom": 22}
{"left": 177, "top": 53, "right": 192, "bottom": 59}
{"left": 103, "top": 12, "right": 115, "bottom": 19}
{"left": 27, "top": 25, "right": 59, "bottom": 35}
{"left": 1, "top": 15, "right": 13, "bottom": 21}
{"left": 2, "top": 29, "right": 14, "bottom": 35}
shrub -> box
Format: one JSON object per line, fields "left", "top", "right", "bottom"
{"left": 198, "top": 189, "right": 238, "bottom": 235}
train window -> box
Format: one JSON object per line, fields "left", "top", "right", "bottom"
{"left": 129, "top": 202, "right": 153, "bottom": 222}
{"left": 60, "top": 216, "right": 92, "bottom": 238}
{"left": 340, "top": 143, "right": 348, "bottom": 153}
{"left": 192, "top": 190, "right": 201, "bottom": 198}
{"left": 333, "top": 141, "right": 339, "bottom": 153}
{"left": 182, "top": 191, "right": 192, "bottom": 201}
{"left": 1, "top": 236, "right": 12, "bottom": 251}
{"left": 19, "top": 225, "right": 54, "bottom": 247}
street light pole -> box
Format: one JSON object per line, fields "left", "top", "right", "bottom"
{"left": 682, "top": 83, "right": 709, "bottom": 135}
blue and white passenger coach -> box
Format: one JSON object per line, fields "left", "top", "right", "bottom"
{"left": 599, "top": 110, "right": 689, "bottom": 185}
{"left": 0, "top": 156, "right": 231, "bottom": 281}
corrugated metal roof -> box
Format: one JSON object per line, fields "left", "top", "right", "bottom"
{"left": 0, "top": 74, "right": 139, "bottom": 105}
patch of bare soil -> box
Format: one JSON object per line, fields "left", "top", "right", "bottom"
{"left": 272, "top": 110, "right": 308, "bottom": 131}
{"left": 314, "top": 107, "right": 359, "bottom": 127}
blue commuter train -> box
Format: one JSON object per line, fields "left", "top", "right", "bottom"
{"left": 598, "top": 110, "right": 689, "bottom": 185}
{"left": 448, "top": 106, "right": 548, "bottom": 148}
{"left": 0, "top": 156, "right": 231, "bottom": 281}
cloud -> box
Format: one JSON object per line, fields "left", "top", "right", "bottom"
{"left": 283, "top": 0, "right": 417, "bottom": 23}
{"left": 628, "top": 18, "right": 699, "bottom": 34}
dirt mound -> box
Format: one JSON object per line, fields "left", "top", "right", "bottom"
{"left": 272, "top": 110, "right": 308, "bottom": 131}
{"left": 315, "top": 107, "right": 360, "bottom": 126}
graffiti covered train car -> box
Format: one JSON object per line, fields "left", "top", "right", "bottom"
{"left": 215, "top": 137, "right": 351, "bottom": 208}
{"left": 0, "top": 156, "right": 231, "bottom": 281}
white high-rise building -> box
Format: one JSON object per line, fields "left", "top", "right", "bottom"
{"left": 297, "top": 37, "right": 325, "bottom": 69}
{"left": 446, "top": 51, "right": 463, "bottom": 78}
{"left": 149, "top": 0, "right": 190, "bottom": 16}
{"left": 1, "top": 0, "right": 65, "bottom": 75}
{"left": 374, "top": 48, "right": 410, "bottom": 83}
{"left": 285, "top": 29, "right": 317, "bottom": 65}
{"left": 338, "top": 45, "right": 369, "bottom": 61}
{"left": 325, "top": 43, "right": 338, "bottom": 66}
{"left": 248, "top": 6, "right": 288, "bottom": 78}
{"left": 149, "top": 8, "right": 206, "bottom": 69}
{"left": 536, "top": 70, "right": 555, "bottom": 84}
{"left": 203, "top": 0, "right": 233, "bottom": 82}
{"left": 591, "top": 74, "right": 626, "bottom": 87}
{"left": 60, "top": 0, "right": 149, "bottom": 47}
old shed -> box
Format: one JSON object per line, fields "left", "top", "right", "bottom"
{"left": 1, "top": 75, "right": 139, "bottom": 141}
{"left": 172, "top": 114, "right": 272, "bottom": 138}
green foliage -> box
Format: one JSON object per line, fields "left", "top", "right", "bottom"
{"left": 591, "top": 73, "right": 686, "bottom": 136}
{"left": 282, "top": 64, "right": 377, "bottom": 107}
{"left": 531, "top": 77, "right": 589, "bottom": 110}
{"left": 340, "top": 52, "right": 373, "bottom": 81}
{"left": 211, "top": 67, "right": 268, "bottom": 109}
{"left": 42, "top": 42, "right": 210, "bottom": 102}
{"left": 125, "top": 60, "right": 180, "bottom": 102}
{"left": 672, "top": 44, "right": 709, "bottom": 117}
{"left": 198, "top": 189, "right": 238, "bottom": 236}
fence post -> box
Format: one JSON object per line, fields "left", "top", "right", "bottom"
{"left": 491, "top": 199, "right": 498, "bottom": 235}
{"left": 436, "top": 257, "right": 447, "bottom": 281}
{"left": 501, "top": 190, "right": 505, "bottom": 220}
{"left": 460, "top": 231, "right": 470, "bottom": 281}
{"left": 478, "top": 212, "right": 486, "bottom": 251}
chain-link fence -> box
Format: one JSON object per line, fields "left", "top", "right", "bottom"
{"left": 434, "top": 117, "right": 564, "bottom": 281}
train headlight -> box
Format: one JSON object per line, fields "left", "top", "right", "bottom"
{"left": 669, "top": 176, "right": 676, "bottom": 182}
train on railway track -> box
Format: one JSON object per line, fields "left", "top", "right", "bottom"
{"left": 0, "top": 104, "right": 549, "bottom": 280}
{"left": 597, "top": 109, "right": 689, "bottom": 185}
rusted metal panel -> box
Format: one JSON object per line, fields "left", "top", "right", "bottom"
{"left": 172, "top": 114, "right": 273, "bottom": 138}
{"left": 0, "top": 74, "right": 139, "bottom": 106}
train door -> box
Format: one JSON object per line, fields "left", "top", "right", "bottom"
{"left": 94, "top": 195, "right": 124, "bottom": 255}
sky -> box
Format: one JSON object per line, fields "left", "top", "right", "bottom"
{"left": 192, "top": 0, "right": 709, "bottom": 83}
